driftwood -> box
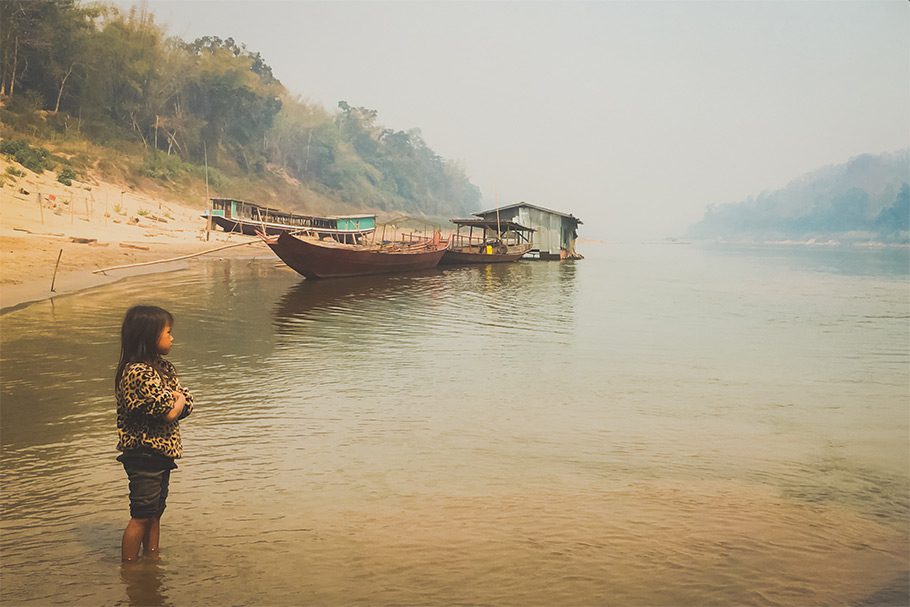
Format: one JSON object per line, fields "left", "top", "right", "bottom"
{"left": 93, "top": 239, "right": 263, "bottom": 274}
{"left": 13, "top": 227, "right": 65, "bottom": 237}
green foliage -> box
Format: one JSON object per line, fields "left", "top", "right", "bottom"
{"left": 1, "top": 1, "right": 482, "bottom": 219}
{"left": 5, "top": 165, "right": 25, "bottom": 177}
{"left": 57, "top": 166, "right": 77, "bottom": 185}
{"left": 207, "top": 167, "right": 225, "bottom": 188}
{"left": 0, "top": 139, "right": 52, "bottom": 173}
{"left": 1, "top": 1, "right": 97, "bottom": 112}
{"left": 182, "top": 37, "right": 283, "bottom": 167}
{"left": 141, "top": 152, "right": 190, "bottom": 182}
{"left": 0, "top": 139, "right": 26, "bottom": 155}
{"left": 268, "top": 100, "right": 480, "bottom": 215}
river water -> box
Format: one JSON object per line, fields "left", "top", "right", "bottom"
{"left": 1, "top": 243, "right": 908, "bottom": 606}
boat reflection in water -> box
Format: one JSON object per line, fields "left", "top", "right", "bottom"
{"left": 273, "top": 269, "right": 445, "bottom": 320}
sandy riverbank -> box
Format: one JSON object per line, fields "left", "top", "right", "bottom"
{"left": 0, "top": 157, "right": 271, "bottom": 312}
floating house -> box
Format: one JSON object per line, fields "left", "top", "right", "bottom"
{"left": 473, "top": 202, "right": 583, "bottom": 260}
{"left": 203, "top": 198, "right": 376, "bottom": 238}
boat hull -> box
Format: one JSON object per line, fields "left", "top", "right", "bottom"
{"left": 210, "top": 216, "right": 294, "bottom": 236}
{"left": 439, "top": 245, "right": 531, "bottom": 265}
{"left": 267, "top": 233, "right": 448, "bottom": 279}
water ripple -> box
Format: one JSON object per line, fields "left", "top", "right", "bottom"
{"left": 1, "top": 250, "right": 908, "bottom": 605}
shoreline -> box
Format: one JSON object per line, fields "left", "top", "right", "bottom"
{"left": 4, "top": 156, "right": 906, "bottom": 313}
{"left": 0, "top": 156, "right": 272, "bottom": 312}
{"left": 0, "top": 240, "right": 271, "bottom": 313}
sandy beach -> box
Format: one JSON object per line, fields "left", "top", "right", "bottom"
{"left": 0, "top": 157, "right": 272, "bottom": 311}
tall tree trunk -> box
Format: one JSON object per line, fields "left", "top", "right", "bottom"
{"left": 130, "top": 112, "right": 148, "bottom": 148}
{"left": 53, "top": 64, "right": 74, "bottom": 113}
{"left": 165, "top": 130, "right": 183, "bottom": 157}
{"left": 8, "top": 36, "right": 19, "bottom": 98}
{"left": 1, "top": 33, "right": 7, "bottom": 97}
{"left": 304, "top": 128, "right": 313, "bottom": 177}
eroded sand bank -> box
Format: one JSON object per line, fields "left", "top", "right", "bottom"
{"left": 0, "top": 157, "right": 270, "bottom": 311}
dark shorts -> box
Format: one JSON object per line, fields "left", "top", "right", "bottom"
{"left": 117, "top": 450, "right": 177, "bottom": 519}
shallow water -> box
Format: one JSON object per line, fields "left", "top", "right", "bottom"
{"left": 1, "top": 243, "right": 908, "bottom": 606}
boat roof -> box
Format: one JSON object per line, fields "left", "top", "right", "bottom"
{"left": 211, "top": 199, "right": 375, "bottom": 221}
{"left": 474, "top": 202, "right": 583, "bottom": 225}
{"left": 211, "top": 197, "right": 259, "bottom": 205}
{"left": 449, "top": 218, "right": 535, "bottom": 232}
{"left": 210, "top": 198, "right": 286, "bottom": 214}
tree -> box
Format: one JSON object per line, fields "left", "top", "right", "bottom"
{"left": 0, "top": 3, "right": 483, "bottom": 219}
{"left": 875, "top": 184, "right": 910, "bottom": 236}
{"left": 0, "top": 1, "right": 38, "bottom": 98}
{"left": 182, "top": 36, "right": 282, "bottom": 165}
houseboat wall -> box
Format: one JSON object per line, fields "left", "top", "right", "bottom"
{"left": 335, "top": 216, "right": 377, "bottom": 232}
{"left": 476, "top": 204, "right": 581, "bottom": 260}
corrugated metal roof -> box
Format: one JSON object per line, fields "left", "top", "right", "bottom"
{"left": 211, "top": 197, "right": 260, "bottom": 206}
{"left": 211, "top": 199, "right": 376, "bottom": 222}
{"left": 474, "top": 202, "right": 583, "bottom": 225}
{"left": 449, "top": 218, "right": 535, "bottom": 232}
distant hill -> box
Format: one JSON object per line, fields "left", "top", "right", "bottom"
{"left": 687, "top": 150, "right": 910, "bottom": 242}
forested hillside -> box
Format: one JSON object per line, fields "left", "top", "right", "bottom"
{"left": 0, "top": 1, "right": 481, "bottom": 218}
{"left": 687, "top": 150, "right": 910, "bottom": 242}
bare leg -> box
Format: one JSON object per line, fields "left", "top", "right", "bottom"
{"left": 122, "top": 518, "right": 151, "bottom": 562}
{"left": 142, "top": 516, "right": 161, "bottom": 558}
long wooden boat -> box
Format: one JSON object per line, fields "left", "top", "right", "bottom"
{"left": 440, "top": 218, "right": 534, "bottom": 265}
{"left": 262, "top": 231, "right": 449, "bottom": 279}
{"left": 202, "top": 198, "right": 376, "bottom": 238}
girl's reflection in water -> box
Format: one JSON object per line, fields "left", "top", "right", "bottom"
{"left": 120, "top": 560, "right": 172, "bottom": 607}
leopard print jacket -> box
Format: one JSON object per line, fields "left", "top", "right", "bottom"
{"left": 116, "top": 359, "right": 194, "bottom": 459}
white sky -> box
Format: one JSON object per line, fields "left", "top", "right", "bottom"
{"left": 114, "top": 0, "right": 910, "bottom": 240}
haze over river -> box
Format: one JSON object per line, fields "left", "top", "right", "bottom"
{"left": 1, "top": 243, "right": 908, "bottom": 606}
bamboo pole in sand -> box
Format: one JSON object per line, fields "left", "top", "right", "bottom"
{"left": 50, "top": 249, "right": 63, "bottom": 292}
{"left": 92, "top": 240, "right": 263, "bottom": 274}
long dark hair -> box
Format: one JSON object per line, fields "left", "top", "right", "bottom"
{"left": 115, "top": 305, "right": 174, "bottom": 390}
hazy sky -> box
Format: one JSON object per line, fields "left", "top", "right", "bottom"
{"left": 114, "top": 0, "right": 909, "bottom": 240}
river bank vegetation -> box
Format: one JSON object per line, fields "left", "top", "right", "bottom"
{"left": 0, "top": 0, "right": 481, "bottom": 219}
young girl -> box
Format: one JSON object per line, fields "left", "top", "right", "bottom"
{"left": 115, "top": 305, "right": 194, "bottom": 562}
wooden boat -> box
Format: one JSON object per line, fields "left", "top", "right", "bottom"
{"left": 440, "top": 218, "right": 534, "bottom": 265}
{"left": 202, "top": 198, "right": 376, "bottom": 238}
{"left": 261, "top": 230, "right": 449, "bottom": 279}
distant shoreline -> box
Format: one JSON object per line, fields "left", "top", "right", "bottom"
{"left": 669, "top": 238, "right": 910, "bottom": 249}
